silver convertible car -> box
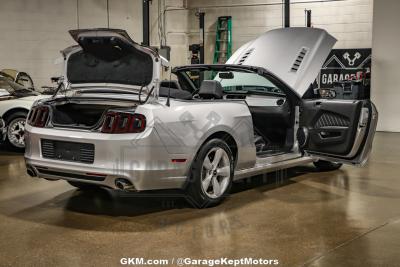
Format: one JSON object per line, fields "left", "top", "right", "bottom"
{"left": 25, "top": 28, "right": 377, "bottom": 207}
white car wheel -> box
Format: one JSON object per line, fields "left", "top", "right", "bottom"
{"left": 7, "top": 116, "right": 26, "bottom": 149}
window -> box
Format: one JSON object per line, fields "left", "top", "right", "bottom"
{"left": 0, "top": 78, "right": 15, "bottom": 93}
{"left": 16, "top": 73, "right": 34, "bottom": 89}
{"left": 0, "top": 77, "right": 33, "bottom": 94}
{"left": 183, "top": 70, "right": 284, "bottom": 96}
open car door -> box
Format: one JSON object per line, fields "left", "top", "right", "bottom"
{"left": 299, "top": 99, "right": 378, "bottom": 165}
{"left": 227, "top": 27, "right": 378, "bottom": 165}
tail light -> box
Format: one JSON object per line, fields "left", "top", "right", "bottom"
{"left": 101, "top": 112, "right": 146, "bottom": 134}
{"left": 27, "top": 106, "right": 49, "bottom": 127}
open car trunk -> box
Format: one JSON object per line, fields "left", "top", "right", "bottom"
{"left": 49, "top": 29, "right": 160, "bottom": 130}
{"left": 51, "top": 102, "right": 129, "bottom": 129}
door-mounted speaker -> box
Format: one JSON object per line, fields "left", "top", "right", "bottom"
{"left": 297, "top": 127, "right": 309, "bottom": 148}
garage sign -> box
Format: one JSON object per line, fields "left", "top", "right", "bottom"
{"left": 319, "top": 48, "right": 371, "bottom": 88}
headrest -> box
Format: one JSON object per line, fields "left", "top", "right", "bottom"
{"left": 160, "top": 80, "right": 181, "bottom": 90}
{"left": 158, "top": 86, "right": 192, "bottom": 100}
{"left": 198, "top": 80, "right": 224, "bottom": 99}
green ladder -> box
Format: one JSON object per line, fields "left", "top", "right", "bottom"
{"left": 213, "top": 16, "right": 232, "bottom": 64}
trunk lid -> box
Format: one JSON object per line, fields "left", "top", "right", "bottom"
{"left": 65, "top": 28, "right": 160, "bottom": 91}
{"left": 227, "top": 27, "right": 337, "bottom": 97}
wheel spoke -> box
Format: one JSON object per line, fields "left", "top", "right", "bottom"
{"left": 200, "top": 146, "right": 232, "bottom": 199}
{"left": 212, "top": 176, "right": 221, "bottom": 196}
{"left": 212, "top": 148, "right": 223, "bottom": 166}
{"left": 202, "top": 174, "right": 213, "bottom": 191}
{"left": 7, "top": 118, "right": 26, "bottom": 148}
{"left": 217, "top": 166, "right": 230, "bottom": 177}
{"left": 203, "top": 156, "right": 213, "bottom": 170}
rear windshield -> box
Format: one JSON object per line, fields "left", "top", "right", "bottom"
{"left": 67, "top": 49, "right": 153, "bottom": 86}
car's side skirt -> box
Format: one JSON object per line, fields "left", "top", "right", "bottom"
{"left": 233, "top": 155, "right": 314, "bottom": 180}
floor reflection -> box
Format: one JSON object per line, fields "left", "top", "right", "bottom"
{"left": 1, "top": 133, "right": 400, "bottom": 266}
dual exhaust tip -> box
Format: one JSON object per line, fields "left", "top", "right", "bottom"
{"left": 115, "top": 178, "right": 135, "bottom": 191}
{"left": 26, "top": 165, "right": 134, "bottom": 191}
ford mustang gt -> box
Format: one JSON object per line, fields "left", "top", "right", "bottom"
{"left": 24, "top": 28, "right": 377, "bottom": 207}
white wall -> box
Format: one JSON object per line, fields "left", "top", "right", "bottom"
{"left": 186, "top": 0, "right": 284, "bottom": 64}
{"left": 0, "top": 0, "right": 142, "bottom": 89}
{"left": 0, "top": 0, "right": 378, "bottom": 100}
{"left": 291, "top": 0, "right": 373, "bottom": 48}
{"left": 371, "top": 0, "right": 400, "bottom": 132}
{"left": 150, "top": 0, "right": 190, "bottom": 68}
{"left": 0, "top": 0, "right": 374, "bottom": 86}
{"left": 182, "top": 0, "right": 373, "bottom": 64}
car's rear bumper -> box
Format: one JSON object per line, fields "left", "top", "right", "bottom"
{"left": 24, "top": 125, "right": 190, "bottom": 191}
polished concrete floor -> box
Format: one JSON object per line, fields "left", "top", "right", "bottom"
{"left": 0, "top": 132, "right": 400, "bottom": 266}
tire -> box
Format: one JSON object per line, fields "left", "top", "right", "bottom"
{"left": 313, "top": 160, "right": 343, "bottom": 171}
{"left": 67, "top": 181, "right": 99, "bottom": 191}
{"left": 5, "top": 111, "right": 28, "bottom": 150}
{"left": 186, "top": 139, "right": 234, "bottom": 208}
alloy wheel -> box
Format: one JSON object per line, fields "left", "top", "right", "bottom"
{"left": 200, "top": 147, "right": 231, "bottom": 199}
{"left": 7, "top": 117, "right": 26, "bottom": 148}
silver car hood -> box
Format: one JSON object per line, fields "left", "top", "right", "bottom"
{"left": 226, "top": 27, "right": 337, "bottom": 97}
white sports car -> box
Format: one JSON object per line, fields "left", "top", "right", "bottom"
{"left": 0, "top": 75, "right": 45, "bottom": 149}
{"left": 24, "top": 28, "right": 377, "bottom": 207}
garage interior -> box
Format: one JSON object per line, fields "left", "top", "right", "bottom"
{"left": 1, "top": 0, "right": 400, "bottom": 266}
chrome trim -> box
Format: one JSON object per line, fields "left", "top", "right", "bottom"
{"left": 292, "top": 106, "right": 300, "bottom": 152}
{"left": 346, "top": 107, "right": 369, "bottom": 158}
{"left": 350, "top": 102, "right": 378, "bottom": 165}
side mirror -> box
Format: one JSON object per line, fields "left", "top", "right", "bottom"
{"left": 218, "top": 72, "right": 234, "bottom": 79}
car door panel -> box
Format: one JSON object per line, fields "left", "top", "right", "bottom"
{"left": 300, "top": 99, "right": 377, "bottom": 165}
{"left": 301, "top": 100, "right": 363, "bottom": 155}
